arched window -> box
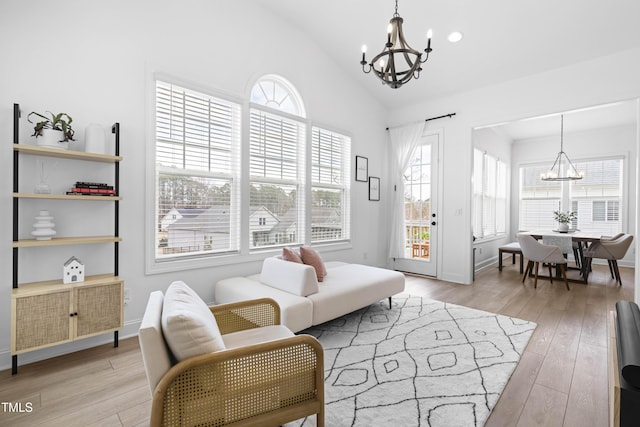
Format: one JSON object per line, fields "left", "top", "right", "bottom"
{"left": 250, "top": 75, "right": 306, "bottom": 117}
{"left": 248, "top": 76, "right": 306, "bottom": 248}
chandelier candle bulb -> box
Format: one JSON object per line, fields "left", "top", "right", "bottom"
{"left": 427, "top": 29, "right": 433, "bottom": 49}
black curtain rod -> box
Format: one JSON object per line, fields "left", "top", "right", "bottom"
{"left": 385, "top": 112, "right": 456, "bottom": 131}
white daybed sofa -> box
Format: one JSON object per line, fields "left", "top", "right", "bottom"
{"left": 215, "top": 257, "right": 405, "bottom": 333}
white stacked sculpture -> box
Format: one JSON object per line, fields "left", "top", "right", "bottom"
{"left": 31, "top": 210, "right": 56, "bottom": 240}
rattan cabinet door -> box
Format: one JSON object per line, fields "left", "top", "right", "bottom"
{"left": 12, "top": 290, "right": 73, "bottom": 353}
{"left": 75, "top": 282, "right": 123, "bottom": 338}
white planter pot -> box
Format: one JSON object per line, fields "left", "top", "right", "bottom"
{"left": 558, "top": 222, "right": 569, "bottom": 232}
{"left": 36, "top": 129, "right": 68, "bottom": 149}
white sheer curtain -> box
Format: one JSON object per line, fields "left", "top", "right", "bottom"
{"left": 388, "top": 122, "right": 425, "bottom": 259}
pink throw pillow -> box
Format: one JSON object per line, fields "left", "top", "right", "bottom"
{"left": 300, "top": 246, "right": 327, "bottom": 282}
{"left": 282, "top": 247, "right": 303, "bottom": 263}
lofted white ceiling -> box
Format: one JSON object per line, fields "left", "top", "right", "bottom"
{"left": 253, "top": 0, "right": 640, "bottom": 135}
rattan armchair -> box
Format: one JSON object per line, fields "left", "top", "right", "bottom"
{"left": 140, "top": 293, "right": 325, "bottom": 427}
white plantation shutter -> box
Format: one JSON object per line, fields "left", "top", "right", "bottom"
{"left": 496, "top": 161, "right": 507, "bottom": 234}
{"left": 472, "top": 149, "right": 483, "bottom": 237}
{"left": 519, "top": 164, "right": 561, "bottom": 231}
{"left": 473, "top": 149, "right": 508, "bottom": 239}
{"left": 249, "top": 108, "right": 305, "bottom": 248}
{"left": 570, "top": 157, "right": 622, "bottom": 234}
{"left": 519, "top": 157, "right": 622, "bottom": 235}
{"left": 155, "top": 81, "right": 241, "bottom": 259}
{"left": 311, "top": 128, "right": 350, "bottom": 243}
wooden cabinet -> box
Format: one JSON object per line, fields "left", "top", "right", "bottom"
{"left": 11, "top": 103, "right": 123, "bottom": 374}
{"left": 11, "top": 276, "right": 124, "bottom": 354}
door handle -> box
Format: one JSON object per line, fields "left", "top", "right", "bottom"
{"left": 431, "top": 221, "right": 436, "bottom": 226}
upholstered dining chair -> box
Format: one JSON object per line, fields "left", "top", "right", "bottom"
{"left": 583, "top": 233, "right": 633, "bottom": 285}
{"left": 139, "top": 283, "right": 325, "bottom": 427}
{"left": 518, "top": 234, "right": 571, "bottom": 290}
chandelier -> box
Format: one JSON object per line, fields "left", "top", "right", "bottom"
{"left": 360, "top": 0, "right": 433, "bottom": 89}
{"left": 541, "top": 115, "right": 583, "bottom": 181}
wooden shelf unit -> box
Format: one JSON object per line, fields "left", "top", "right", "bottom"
{"left": 11, "top": 103, "right": 123, "bottom": 374}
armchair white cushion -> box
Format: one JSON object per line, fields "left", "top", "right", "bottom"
{"left": 161, "top": 281, "right": 225, "bottom": 361}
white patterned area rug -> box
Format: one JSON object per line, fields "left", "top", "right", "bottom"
{"left": 287, "top": 294, "right": 536, "bottom": 427}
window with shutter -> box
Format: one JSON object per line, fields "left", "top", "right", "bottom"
{"left": 473, "top": 149, "right": 508, "bottom": 239}
{"left": 155, "top": 81, "right": 241, "bottom": 260}
{"left": 311, "top": 128, "right": 351, "bottom": 243}
{"left": 518, "top": 157, "right": 623, "bottom": 235}
{"left": 151, "top": 75, "right": 351, "bottom": 269}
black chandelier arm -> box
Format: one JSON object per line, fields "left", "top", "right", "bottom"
{"left": 420, "top": 48, "right": 432, "bottom": 63}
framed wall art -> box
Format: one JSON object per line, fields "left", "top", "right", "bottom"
{"left": 355, "top": 155, "right": 368, "bottom": 182}
{"left": 369, "top": 176, "right": 380, "bottom": 201}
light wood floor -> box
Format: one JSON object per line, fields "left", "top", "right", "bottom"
{"left": 0, "top": 261, "right": 633, "bottom": 426}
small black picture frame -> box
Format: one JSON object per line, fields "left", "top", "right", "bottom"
{"left": 355, "top": 155, "right": 368, "bottom": 182}
{"left": 369, "top": 176, "right": 380, "bottom": 201}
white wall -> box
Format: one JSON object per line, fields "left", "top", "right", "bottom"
{"left": 0, "top": 1, "right": 389, "bottom": 369}
{"left": 388, "top": 49, "right": 640, "bottom": 285}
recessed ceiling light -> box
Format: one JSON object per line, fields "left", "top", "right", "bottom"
{"left": 448, "top": 31, "right": 463, "bottom": 43}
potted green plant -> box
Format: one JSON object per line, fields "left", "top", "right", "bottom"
{"left": 28, "top": 111, "right": 75, "bottom": 149}
{"left": 553, "top": 210, "right": 577, "bottom": 232}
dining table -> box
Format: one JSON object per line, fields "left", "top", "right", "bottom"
{"left": 520, "top": 230, "right": 605, "bottom": 284}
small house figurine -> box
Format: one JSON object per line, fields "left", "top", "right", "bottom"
{"left": 63, "top": 256, "right": 85, "bottom": 284}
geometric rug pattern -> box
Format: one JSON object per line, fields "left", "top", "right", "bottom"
{"left": 287, "top": 294, "right": 536, "bottom": 427}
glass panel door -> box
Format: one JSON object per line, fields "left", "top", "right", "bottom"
{"left": 394, "top": 132, "right": 438, "bottom": 276}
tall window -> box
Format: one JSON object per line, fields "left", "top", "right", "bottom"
{"left": 155, "top": 81, "right": 241, "bottom": 259}
{"left": 311, "top": 128, "right": 351, "bottom": 243}
{"left": 249, "top": 76, "right": 306, "bottom": 249}
{"left": 473, "top": 149, "right": 507, "bottom": 239}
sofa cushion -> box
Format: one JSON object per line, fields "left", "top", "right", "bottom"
{"left": 139, "top": 291, "right": 174, "bottom": 394}
{"left": 223, "top": 325, "right": 294, "bottom": 350}
{"left": 162, "top": 281, "right": 225, "bottom": 362}
{"left": 282, "top": 247, "right": 303, "bottom": 263}
{"left": 307, "top": 264, "right": 405, "bottom": 325}
{"left": 261, "top": 257, "right": 319, "bottom": 296}
{"left": 216, "top": 276, "right": 313, "bottom": 332}
{"left": 300, "top": 246, "right": 327, "bottom": 282}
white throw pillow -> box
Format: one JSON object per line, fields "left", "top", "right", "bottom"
{"left": 161, "top": 281, "right": 225, "bottom": 361}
